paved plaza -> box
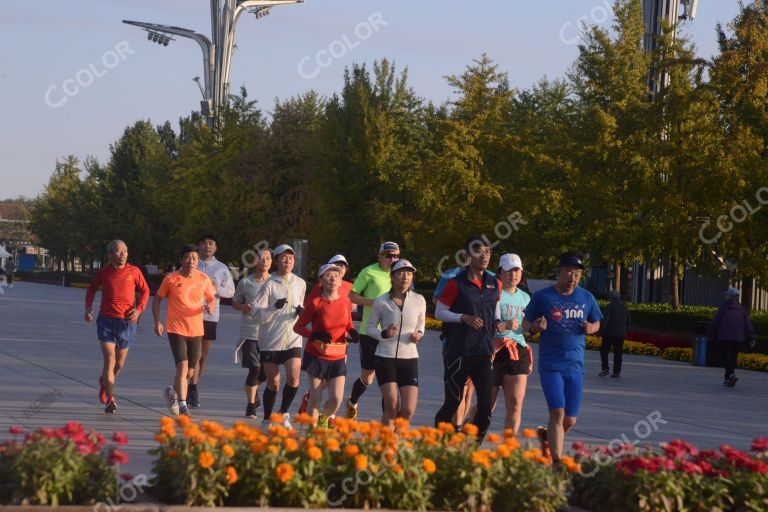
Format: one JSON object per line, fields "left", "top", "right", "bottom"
{"left": 0, "top": 281, "right": 766, "bottom": 477}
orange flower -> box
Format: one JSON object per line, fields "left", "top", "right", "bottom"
{"left": 392, "top": 463, "right": 403, "bottom": 473}
{"left": 344, "top": 444, "right": 360, "bottom": 457}
{"left": 176, "top": 415, "right": 192, "bottom": 427}
{"left": 471, "top": 451, "right": 492, "bottom": 469}
{"left": 275, "top": 462, "right": 294, "bottom": 483}
{"left": 199, "top": 451, "right": 215, "bottom": 469}
{"left": 226, "top": 466, "right": 238, "bottom": 485}
{"left": 422, "top": 458, "right": 436, "bottom": 473}
{"left": 354, "top": 454, "right": 368, "bottom": 471}
{"left": 222, "top": 444, "right": 235, "bottom": 457}
{"left": 503, "top": 428, "right": 516, "bottom": 438}
{"left": 383, "top": 448, "right": 397, "bottom": 465}
{"left": 486, "top": 433, "right": 501, "bottom": 444}
{"left": 521, "top": 428, "right": 537, "bottom": 439}
{"left": 307, "top": 446, "right": 323, "bottom": 461}
{"left": 496, "top": 444, "right": 512, "bottom": 458}
{"left": 155, "top": 434, "right": 168, "bottom": 444}
{"left": 160, "top": 416, "right": 175, "bottom": 429}
{"left": 269, "top": 412, "right": 285, "bottom": 424}
{"left": 437, "top": 422, "right": 455, "bottom": 434}
{"left": 294, "top": 412, "right": 314, "bottom": 425}
{"left": 423, "top": 437, "right": 438, "bottom": 447}
{"left": 535, "top": 455, "right": 550, "bottom": 465}
{"left": 462, "top": 423, "right": 479, "bottom": 436}
{"left": 166, "top": 449, "right": 178, "bottom": 458}
{"left": 325, "top": 438, "right": 340, "bottom": 452}
{"left": 393, "top": 417, "right": 410, "bottom": 430}
{"left": 267, "top": 445, "right": 279, "bottom": 454}
{"left": 283, "top": 438, "right": 299, "bottom": 452}
{"left": 160, "top": 424, "right": 177, "bottom": 438}
{"left": 251, "top": 441, "right": 265, "bottom": 453}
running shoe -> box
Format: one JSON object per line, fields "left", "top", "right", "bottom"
{"left": 105, "top": 396, "right": 117, "bottom": 414}
{"left": 179, "top": 404, "right": 190, "bottom": 416}
{"left": 345, "top": 399, "right": 358, "bottom": 420}
{"left": 537, "top": 426, "right": 551, "bottom": 459}
{"left": 245, "top": 403, "right": 258, "bottom": 419}
{"left": 282, "top": 413, "right": 293, "bottom": 430}
{"left": 164, "top": 386, "right": 179, "bottom": 416}
{"left": 328, "top": 415, "right": 335, "bottom": 428}
{"left": 728, "top": 375, "right": 738, "bottom": 388}
{"left": 610, "top": 373, "right": 621, "bottom": 379}
{"left": 598, "top": 370, "right": 609, "bottom": 377}
{"left": 188, "top": 386, "right": 200, "bottom": 408}
{"left": 98, "top": 376, "right": 108, "bottom": 404}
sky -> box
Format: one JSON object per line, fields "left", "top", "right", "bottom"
{"left": 0, "top": 1, "right": 743, "bottom": 199}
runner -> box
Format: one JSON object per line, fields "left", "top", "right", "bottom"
{"left": 152, "top": 244, "right": 217, "bottom": 417}
{"left": 523, "top": 252, "right": 601, "bottom": 470}
{"left": 299, "top": 254, "right": 355, "bottom": 420}
{"left": 252, "top": 244, "right": 307, "bottom": 429}
{"left": 434, "top": 235, "right": 502, "bottom": 441}
{"left": 190, "top": 235, "right": 235, "bottom": 408}
{"left": 368, "top": 259, "right": 425, "bottom": 427}
{"left": 232, "top": 248, "right": 272, "bottom": 419}
{"left": 344, "top": 241, "right": 400, "bottom": 420}
{"left": 489, "top": 253, "right": 531, "bottom": 434}
{"left": 85, "top": 240, "right": 150, "bottom": 414}
{"left": 294, "top": 263, "right": 358, "bottom": 428}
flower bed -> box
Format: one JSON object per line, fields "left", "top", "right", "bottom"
{"left": 570, "top": 438, "right": 768, "bottom": 512}
{"left": 150, "top": 415, "right": 570, "bottom": 511}
{"left": 0, "top": 423, "right": 129, "bottom": 506}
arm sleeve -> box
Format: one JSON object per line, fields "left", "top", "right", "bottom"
{"left": 433, "top": 274, "right": 451, "bottom": 301}
{"left": 437, "top": 280, "right": 458, "bottom": 308}
{"left": 204, "top": 278, "right": 217, "bottom": 306}
{"left": 495, "top": 301, "right": 501, "bottom": 322}
{"left": 523, "top": 293, "right": 541, "bottom": 322}
{"left": 135, "top": 270, "right": 150, "bottom": 313}
{"left": 435, "top": 300, "right": 462, "bottom": 323}
{"left": 218, "top": 267, "right": 236, "bottom": 299}
{"left": 293, "top": 299, "right": 316, "bottom": 338}
{"left": 304, "top": 282, "right": 320, "bottom": 308}
{"left": 367, "top": 298, "right": 383, "bottom": 339}
{"left": 156, "top": 275, "right": 170, "bottom": 299}
{"left": 346, "top": 298, "right": 355, "bottom": 333}
{"left": 85, "top": 270, "right": 102, "bottom": 309}
{"left": 709, "top": 307, "right": 724, "bottom": 338}
{"left": 744, "top": 308, "right": 755, "bottom": 339}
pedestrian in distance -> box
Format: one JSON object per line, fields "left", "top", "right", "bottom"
{"left": 709, "top": 287, "right": 755, "bottom": 388}
{"left": 599, "top": 290, "right": 630, "bottom": 379}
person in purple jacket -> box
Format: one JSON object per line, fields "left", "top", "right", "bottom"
{"left": 709, "top": 287, "right": 755, "bottom": 388}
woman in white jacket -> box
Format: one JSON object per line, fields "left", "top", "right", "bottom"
{"left": 252, "top": 244, "right": 306, "bottom": 429}
{"left": 367, "top": 259, "right": 426, "bottom": 427}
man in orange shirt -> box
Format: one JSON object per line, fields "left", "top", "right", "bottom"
{"left": 152, "top": 244, "right": 216, "bottom": 416}
{"left": 85, "top": 240, "right": 150, "bottom": 414}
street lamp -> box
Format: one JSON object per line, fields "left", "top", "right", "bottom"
{"left": 124, "top": 0, "right": 304, "bottom": 129}
{"left": 642, "top": 0, "right": 699, "bottom": 93}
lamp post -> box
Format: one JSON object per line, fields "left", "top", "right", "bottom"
{"left": 124, "top": 0, "right": 303, "bottom": 129}
{"left": 642, "top": 0, "right": 698, "bottom": 92}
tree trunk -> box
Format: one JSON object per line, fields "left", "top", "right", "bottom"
{"left": 670, "top": 251, "right": 680, "bottom": 311}
{"left": 741, "top": 276, "right": 754, "bottom": 313}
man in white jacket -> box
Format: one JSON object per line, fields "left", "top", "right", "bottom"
{"left": 189, "top": 234, "right": 235, "bottom": 408}
{"left": 253, "top": 244, "right": 306, "bottom": 429}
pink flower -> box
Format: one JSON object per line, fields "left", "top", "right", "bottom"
{"left": 8, "top": 426, "right": 24, "bottom": 435}
{"left": 751, "top": 438, "right": 768, "bottom": 452}
{"left": 77, "top": 443, "right": 95, "bottom": 456}
{"left": 108, "top": 449, "right": 130, "bottom": 465}
{"left": 112, "top": 432, "right": 129, "bottom": 446}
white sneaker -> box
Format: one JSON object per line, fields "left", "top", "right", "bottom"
{"left": 164, "top": 386, "right": 179, "bottom": 416}
{"left": 282, "top": 413, "right": 293, "bottom": 430}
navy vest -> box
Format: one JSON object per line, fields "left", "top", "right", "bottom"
{"left": 444, "top": 270, "right": 498, "bottom": 358}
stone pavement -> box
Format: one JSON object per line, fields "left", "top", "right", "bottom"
{"left": 1, "top": 281, "right": 766, "bottom": 479}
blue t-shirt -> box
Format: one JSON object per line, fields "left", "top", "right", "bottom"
{"left": 495, "top": 288, "right": 530, "bottom": 345}
{"left": 524, "top": 285, "right": 602, "bottom": 373}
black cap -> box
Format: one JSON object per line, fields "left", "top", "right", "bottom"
{"left": 557, "top": 252, "right": 585, "bottom": 270}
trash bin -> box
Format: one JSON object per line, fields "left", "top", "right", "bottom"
{"left": 692, "top": 321, "right": 709, "bottom": 367}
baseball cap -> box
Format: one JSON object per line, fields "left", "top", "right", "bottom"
{"left": 391, "top": 259, "right": 417, "bottom": 273}
{"left": 725, "top": 287, "right": 740, "bottom": 298}
{"left": 274, "top": 244, "right": 295, "bottom": 257}
{"left": 557, "top": 252, "right": 585, "bottom": 270}
{"left": 499, "top": 253, "right": 523, "bottom": 271}
{"left": 328, "top": 254, "right": 348, "bottom": 266}
{"left": 318, "top": 263, "right": 342, "bottom": 277}
{"left": 379, "top": 241, "right": 400, "bottom": 254}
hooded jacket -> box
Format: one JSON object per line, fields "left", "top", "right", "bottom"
{"left": 709, "top": 298, "right": 754, "bottom": 343}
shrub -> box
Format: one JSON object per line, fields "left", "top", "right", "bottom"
{"left": 0, "top": 423, "right": 125, "bottom": 506}
{"left": 661, "top": 347, "right": 693, "bottom": 362}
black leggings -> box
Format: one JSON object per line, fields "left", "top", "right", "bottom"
{"left": 435, "top": 355, "right": 493, "bottom": 441}
{"left": 168, "top": 334, "right": 202, "bottom": 365}
{"left": 600, "top": 336, "right": 624, "bottom": 374}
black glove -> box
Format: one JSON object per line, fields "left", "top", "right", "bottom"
{"left": 295, "top": 305, "right": 305, "bottom": 318}
{"left": 312, "top": 330, "right": 332, "bottom": 343}
{"left": 275, "top": 298, "right": 287, "bottom": 309}
{"left": 348, "top": 328, "right": 360, "bottom": 344}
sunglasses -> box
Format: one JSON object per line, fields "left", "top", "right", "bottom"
{"left": 381, "top": 253, "right": 400, "bottom": 260}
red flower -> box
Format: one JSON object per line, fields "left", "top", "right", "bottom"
{"left": 77, "top": 443, "right": 95, "bottom": 456}
{"left": 108, "top": 449, "right": 130, "bottom": 465}
{"left": 112, "top": 432, "right": 129, "bottom": 446}
{"left": 8, "top": 426, "right": 24, "bottom": 435}
{"left": 65, "top": 421, "right": 84, "bottom": 436}
{"left": 40, "top": 428, "right": 56, "bottom": 438}
{"left": 751, "top": 438, "right": 768, "bottom": 452}
{"left": 121, "top": 473, "right": 134, "bottom": 481}
{"left": 94, "top": 433, "right": 105, "bottom": 448}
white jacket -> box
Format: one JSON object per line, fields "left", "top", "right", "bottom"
{"left": 198, "top": 257, "right": 236, "bottom": 322}
{"left": 253, "top": 272, "right": 307, "bottom": 351}
{"left": 368, "top": 291, "right": 426, "bottom": 359}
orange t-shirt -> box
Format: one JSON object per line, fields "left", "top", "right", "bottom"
{"left": 156, "top": 269, "right": 216, "bottom": 337}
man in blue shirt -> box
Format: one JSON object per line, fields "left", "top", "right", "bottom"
{"left": 523, "top": 252, "right": 602, "bottom": 468}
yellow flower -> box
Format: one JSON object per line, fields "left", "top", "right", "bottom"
{"left": 521, "top": 428, "right": 537, "bottom": 439}
{"left": 344, "top": 444, "right": 360, "bottom": 457}
{"left": 486, "top": 433, "right": 501, "bottom": 444}
{"left": 307, "top": 446, "right": 323, "bottom": 461}
{"left": 222, "top": 444, "right": 235, "bottom": 457}
{"left": 462, "top": 423, "right": 479, "bottom": 436}
{"left": 199, "top": 451, "right": 215, "bottom": 469}
{"left": 226, "top": 466, "right": 238, "bottom": 485}
{"left": 422, "top": 458, "right": 436, "bottom": 473}
{"left": 354, "top": 454, "right": 368, "bottom": 471}
{"left": 275, "top": 462, "right": 294, "bottom": 483}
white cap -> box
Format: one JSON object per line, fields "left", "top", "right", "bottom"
{"left": 725, "top": 287, "right": 740, "bottom": 298}
{"left": 318, "top": 263, "right": 343, "bottom": 277}
{"left": 328, "top": 254, "right": 348, "bottom": 265}
{"left": 499, "top": 253, "right": 523, "bottom": 271}
{"left": 273, "top": 244, "right": 295, "bottom": 257}
{"left": 391, "top": 259, "right": 416, "bottom": 273}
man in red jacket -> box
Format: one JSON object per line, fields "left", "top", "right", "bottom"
{"left": 85, "top": 240, "right": 150, "bottom": 413}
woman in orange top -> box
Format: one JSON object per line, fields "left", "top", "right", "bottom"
{"left": 294, "top": 264, "right": 359, "bottom": 427}
{"left": 152, "top": 244, "right": 216, "bottom": 416}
